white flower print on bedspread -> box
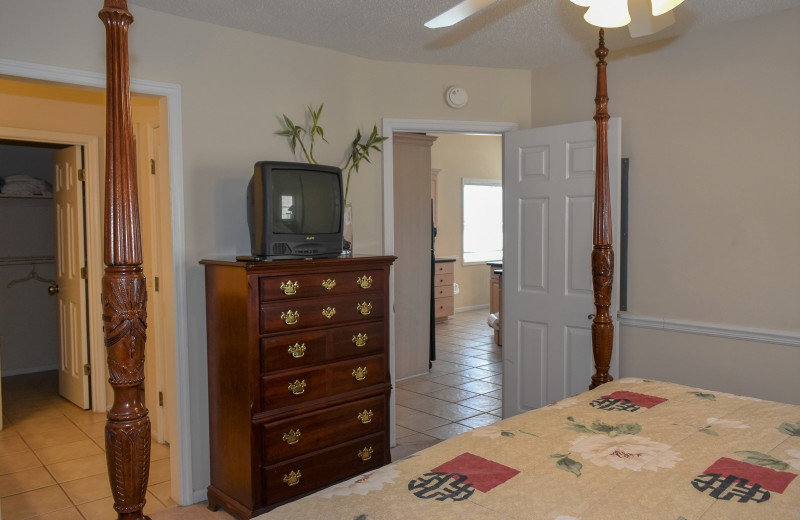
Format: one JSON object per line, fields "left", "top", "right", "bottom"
{"left": 317, "top": 465, "right": 402, "bottom": 498}
{"left": 569, "top": 434, "right": 682, "bottom": 472}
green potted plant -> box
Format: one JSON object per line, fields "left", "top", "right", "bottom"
{"left": 277, "top": 104, "right": 387, "bottom": 251}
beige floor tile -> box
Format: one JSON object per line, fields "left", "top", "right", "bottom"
{"left": 145, "top": 490, "right": 168, "bottom": 515}
{"left": 12, "top": 415, "right": 76, "bottom": 436}
{"left": 60, "top": 472, "right": 112, "bottom": 505}
{"left": 149, "top": 457, "right": 171, "bottom": 485}
{"left": 397, "top": 380, "right": 448, "bottom": 395}
{"left": 19, "top": 424, "right": 87, "bottom": 450}
{"left": 148, "top": 480, "right": 177, "bottom": 508}
{"left": 77, "top": 496, "right": 115, "bottom": 520}
{"left": 28, "top": 507, "right": 84, "bottom": 519}
{"left": 47, "top": 453, "right": 107, "bottom": 483}
{"left": 0, "top": 466, "right": 56, "bottom": 498}
{"left": 0, "top": 485, "right": 72, "bottom": 520}
{"left": 151, "top": 440, "right": 170, "bottom": 461}
{"left": 426, "top": 387, "right": 479, "bottom": 403}
{"left": 458, "top": 395, "right": 503, "bottom": 412}
{"left": 458, "top": 413, "right": 502, "bottom": 429}
{"left": 394, "top": 424, "right": 416, "bottom": 438}
{"left": 0, "top": 430, "right": 28, "bottom": 456}
{"left": 64, "top": 410, "right": 106, "bottom": 428}
{"left": 456, "top": 379, "right": 501, "bottom": 394}
{"left": 34, "top": 439, "right": 103, "bottom": 465}
{"left": 0, "top": 449, "right": 42, "bottom": 475}
{"left": 75, "top": 421, "right": 105, "bottom": 437}
{"left": 395, "top": 411, "right": 450, "bottom": 432}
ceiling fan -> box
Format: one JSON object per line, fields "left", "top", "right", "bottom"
{"left": 424, "top": 0, "right": 685, "bottom": 37}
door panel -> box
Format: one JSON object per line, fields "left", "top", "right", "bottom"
{"left": 503, "top": 119, "right": 621, "bottom": 416}
{"left": 54, "top": 145, "right": 90, "bottom": 409}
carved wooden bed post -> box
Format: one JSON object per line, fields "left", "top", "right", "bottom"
{"left": 590, "top": 28, "right": 614, "bottom": 389}
{"left": 99, "top": 2, "right": 151, "bottom": 518}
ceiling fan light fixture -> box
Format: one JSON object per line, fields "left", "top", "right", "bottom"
{"left": 424, "top": 0, "right": 497, "bottom": 29}
{"left": 569, "top": 0, "right": 594, "bottom": 6}
{"left": 628, "top": 0, "right": 676, "bottom": 37}
{"left": 583, "top": 0, "right": 631, "bottom": 28}
{"left": 650, "top": 0, "right": 685, "bottom": 17}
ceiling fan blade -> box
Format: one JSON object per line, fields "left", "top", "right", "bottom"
{"left": 424, "top": 0, "right": 499, "bottom": 29}
{"left": 628, "top": 0, "right": 676, "bottom": 37}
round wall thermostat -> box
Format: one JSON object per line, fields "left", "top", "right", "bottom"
{"left": 445, "top": 86, "right": 468, "bottom": 109}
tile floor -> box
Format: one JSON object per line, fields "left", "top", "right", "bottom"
{"left": 0, "top": 371, "right": 174, "bottom": 520}
{"left": 1, "top": 309, "right": 499, "bottom": 519}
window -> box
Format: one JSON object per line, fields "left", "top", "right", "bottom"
{"left": 462, "top": 179, "right": 502, "bottom": 263}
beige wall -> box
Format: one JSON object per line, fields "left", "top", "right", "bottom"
{"left": 0, "top": 0, "right": 532, "bottom": 496}
{"left": 530, "top": 8, "right": 800, "bottom": 403}
{"left": 430, "top": 133, "right": 502, "bottom": 310}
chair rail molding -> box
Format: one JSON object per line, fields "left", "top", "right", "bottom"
{"left": 619, "top": 313, "right": 800, "bottom": 347}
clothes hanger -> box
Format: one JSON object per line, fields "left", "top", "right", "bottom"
{"left": 6, "top": 264, "right": 57, "bottom": 288}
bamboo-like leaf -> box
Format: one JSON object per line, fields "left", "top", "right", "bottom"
{"left": 614, "top": 423, "right": 642, "bottom": 435}
{"left": 567, "top": 423, "right": 594, "bottom": 435}
{"left": 591, "top": 421, "right": 616, "bottom": 434}
{"left": 500, "top": 431, "right": 515, "bottom": 438}
{"left": 689, "top": 391, "right": 717, "bottom": 401}
{"left": 778, "top": 421, "right": 800, "bottom": 436}
{"left": 735, "top": 451, "right": 790, "bottom": 471}
{"left": 556, "top": 456, "right": 582, "bottom": 477}
{"left": 698, "top": 427, "right": 719, "bottom": 436}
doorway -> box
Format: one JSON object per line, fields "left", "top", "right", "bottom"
{"left": 381, "top": 119, "right": 518, "bottom": 449}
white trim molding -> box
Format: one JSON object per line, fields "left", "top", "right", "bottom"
{"left": 619, "top": 314, "right": 800, "bottom": 348}
{"left": 0, "top": 58, "right": 193, "bottom": 506}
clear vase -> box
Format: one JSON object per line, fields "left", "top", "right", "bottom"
{"left": 342, "top": 203, "right": 353, "bottom": 254}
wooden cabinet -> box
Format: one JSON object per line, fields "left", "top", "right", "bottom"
{"left": 433, "top": 259, "right": 455, "bottom": 321}
{"left": 202, "top": 255, "right": 395, "bottom": 519}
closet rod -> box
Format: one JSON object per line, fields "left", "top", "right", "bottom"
{"left": 0, "top": 255, "right": 55, "bottom": 266}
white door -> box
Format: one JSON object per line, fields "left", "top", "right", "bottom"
{"left": 54, "top": 145, "right": 90, "bottom": 409}
{"left": 502, "top": 119, "right": 621, "bottom": 416}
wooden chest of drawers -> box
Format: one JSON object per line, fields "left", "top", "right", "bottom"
{"left": 202, "top": 256, "right": 395, "bottom": 519}
{"left": 433, "top": 258, "right": 455, "bottom": 321}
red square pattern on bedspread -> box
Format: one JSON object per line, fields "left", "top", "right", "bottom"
{"left": 432, "top": 452, "right": 520, "bottom": 493}
{"left": 602, "top": 390, "right": 668, "bottom": 409}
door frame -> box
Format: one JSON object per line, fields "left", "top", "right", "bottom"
{"left": 0, "top": 58, "right": 193, "bottom": 506}
{"left": 381, "top": 118, "right": 518, "bottom": 447}
{"left": 0, "top": 127, "right": 100, "bottom": 404}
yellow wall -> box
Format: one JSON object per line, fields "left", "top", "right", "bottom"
{"left": 0, "top": 0, "right": 532, "bottom": 495}
{"left": 430, "top": 133, "right": 502, "bottom": 310}
{"left": 530, "top": 8, "right": 800, "bottom": 403}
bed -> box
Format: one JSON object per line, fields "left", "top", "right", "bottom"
{"left": 95, "top": 2, "right": 800, "bottom": 519}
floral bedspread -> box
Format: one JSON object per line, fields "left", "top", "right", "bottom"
{"left": 258, "top": 379, "right": 800, "bottom": 520}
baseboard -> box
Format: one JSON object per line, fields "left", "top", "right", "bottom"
{"left": 1, "top": 365, "right": 59, "bottom": 377}
{"left": 619, "top": 314, "right": 800, "bottom": 348}
{"left": 455, "top": 304, "right": 489, "bottom": 313}
{"left": 193, "top": 488, "right": 208, "bottom": 504}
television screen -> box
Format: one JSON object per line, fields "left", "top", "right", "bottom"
{"left": 270, "top": 169, "right": 341, "bottom": 235}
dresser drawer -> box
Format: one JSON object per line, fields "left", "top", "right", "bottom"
{"left": 261, "top": 330, "right": 328, "bottom": 373}
{"left": 433, "top": 284, "right": 454, "bottom": 298}
{"left": 259, "top": 269, "right": 384, "bottom": 301}
{"left": 260, "top": 293, "right": 385, "bottom": 334}
{"left": 434, "top": 297, "right": 454, "bottom": 319}
{"left": 260, "top": 367, "right": 328, "bottom": 410}
{"left": 329, "top": 321, "right": 384, "bottom": 359}
{"left": 434, "top": 261, "right": 454, "bottom": 275}
{"left": 434, "top": 273, "right": 454, "bottom": 287}
{"left": 329, "top": 355, "right": 386, "bottom": 395}
{"left": 262, "top": 433, "right": 386, "bottom": 506}
{"left": 261, "top": 394, "right": 385, "bottom": 464}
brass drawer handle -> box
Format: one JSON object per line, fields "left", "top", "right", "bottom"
{"left": 352, "top": 333, "right": 368, "bottom": 348}
{"left": 357, "top": 409, "right": 373, "bottom": 424}
{"left": 287, "top": 343, "right": 306, "bottom": 358}
{"left": 357, "top": 302, "right": 372, "bottom": 316}
{"left": 321, "top": 278, "right": 336, "bottom": 290}
{"left": 282, "top": 429, "right": 301, "bottom": 445}
{"left": 280, "top": 280, "right": 299, "bottom": 295}
{"left": 352, "top": 367, "right": 368, "bottom": 381}
{"left": 283, "top": 470, "right": 302, "bottom": 487}
{"left": 281, "top": 310, "right": 299, "bottom": 325}
{"left": 288, "top": 379, "right": 306, "bottom": 395}
{"left": 358, "top": 446, "right": 373, "bottom": 462}
{"left": 322, "top": 306, "right": 336, "bottom": 319}
{"left": 356, "top": 275, "right": 372, "bottom": 289}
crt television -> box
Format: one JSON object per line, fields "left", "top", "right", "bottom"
{"left": 246, "top": 161, "right": 344, "bottom": 259}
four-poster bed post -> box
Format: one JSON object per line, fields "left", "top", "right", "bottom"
{"left": 590, "top": 28, "right": 614, "bottom": 389}
{"left": 99, "top": 1, "right": 151, "bottom": 519}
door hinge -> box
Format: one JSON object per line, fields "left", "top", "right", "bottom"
{"left": 150, "top": 159, "right": 156, "bottom": 175}
{"left": 77, "top": 169, "right": 86, "bottom": 182}
{"left": 80, "top": 267, "right": 87, "bottom": 279}
{"left": 158, "top": 391, "right": 164, "bottom": 407}
{"left": 154, "top": 276, "right": 160, "bottom": 292}
{"left": 83, "top": 363, "right": 91, "bottom": 376}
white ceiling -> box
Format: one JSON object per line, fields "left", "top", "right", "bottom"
{"left": 128, "top": 0, "right": 800, "bottom": 70}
